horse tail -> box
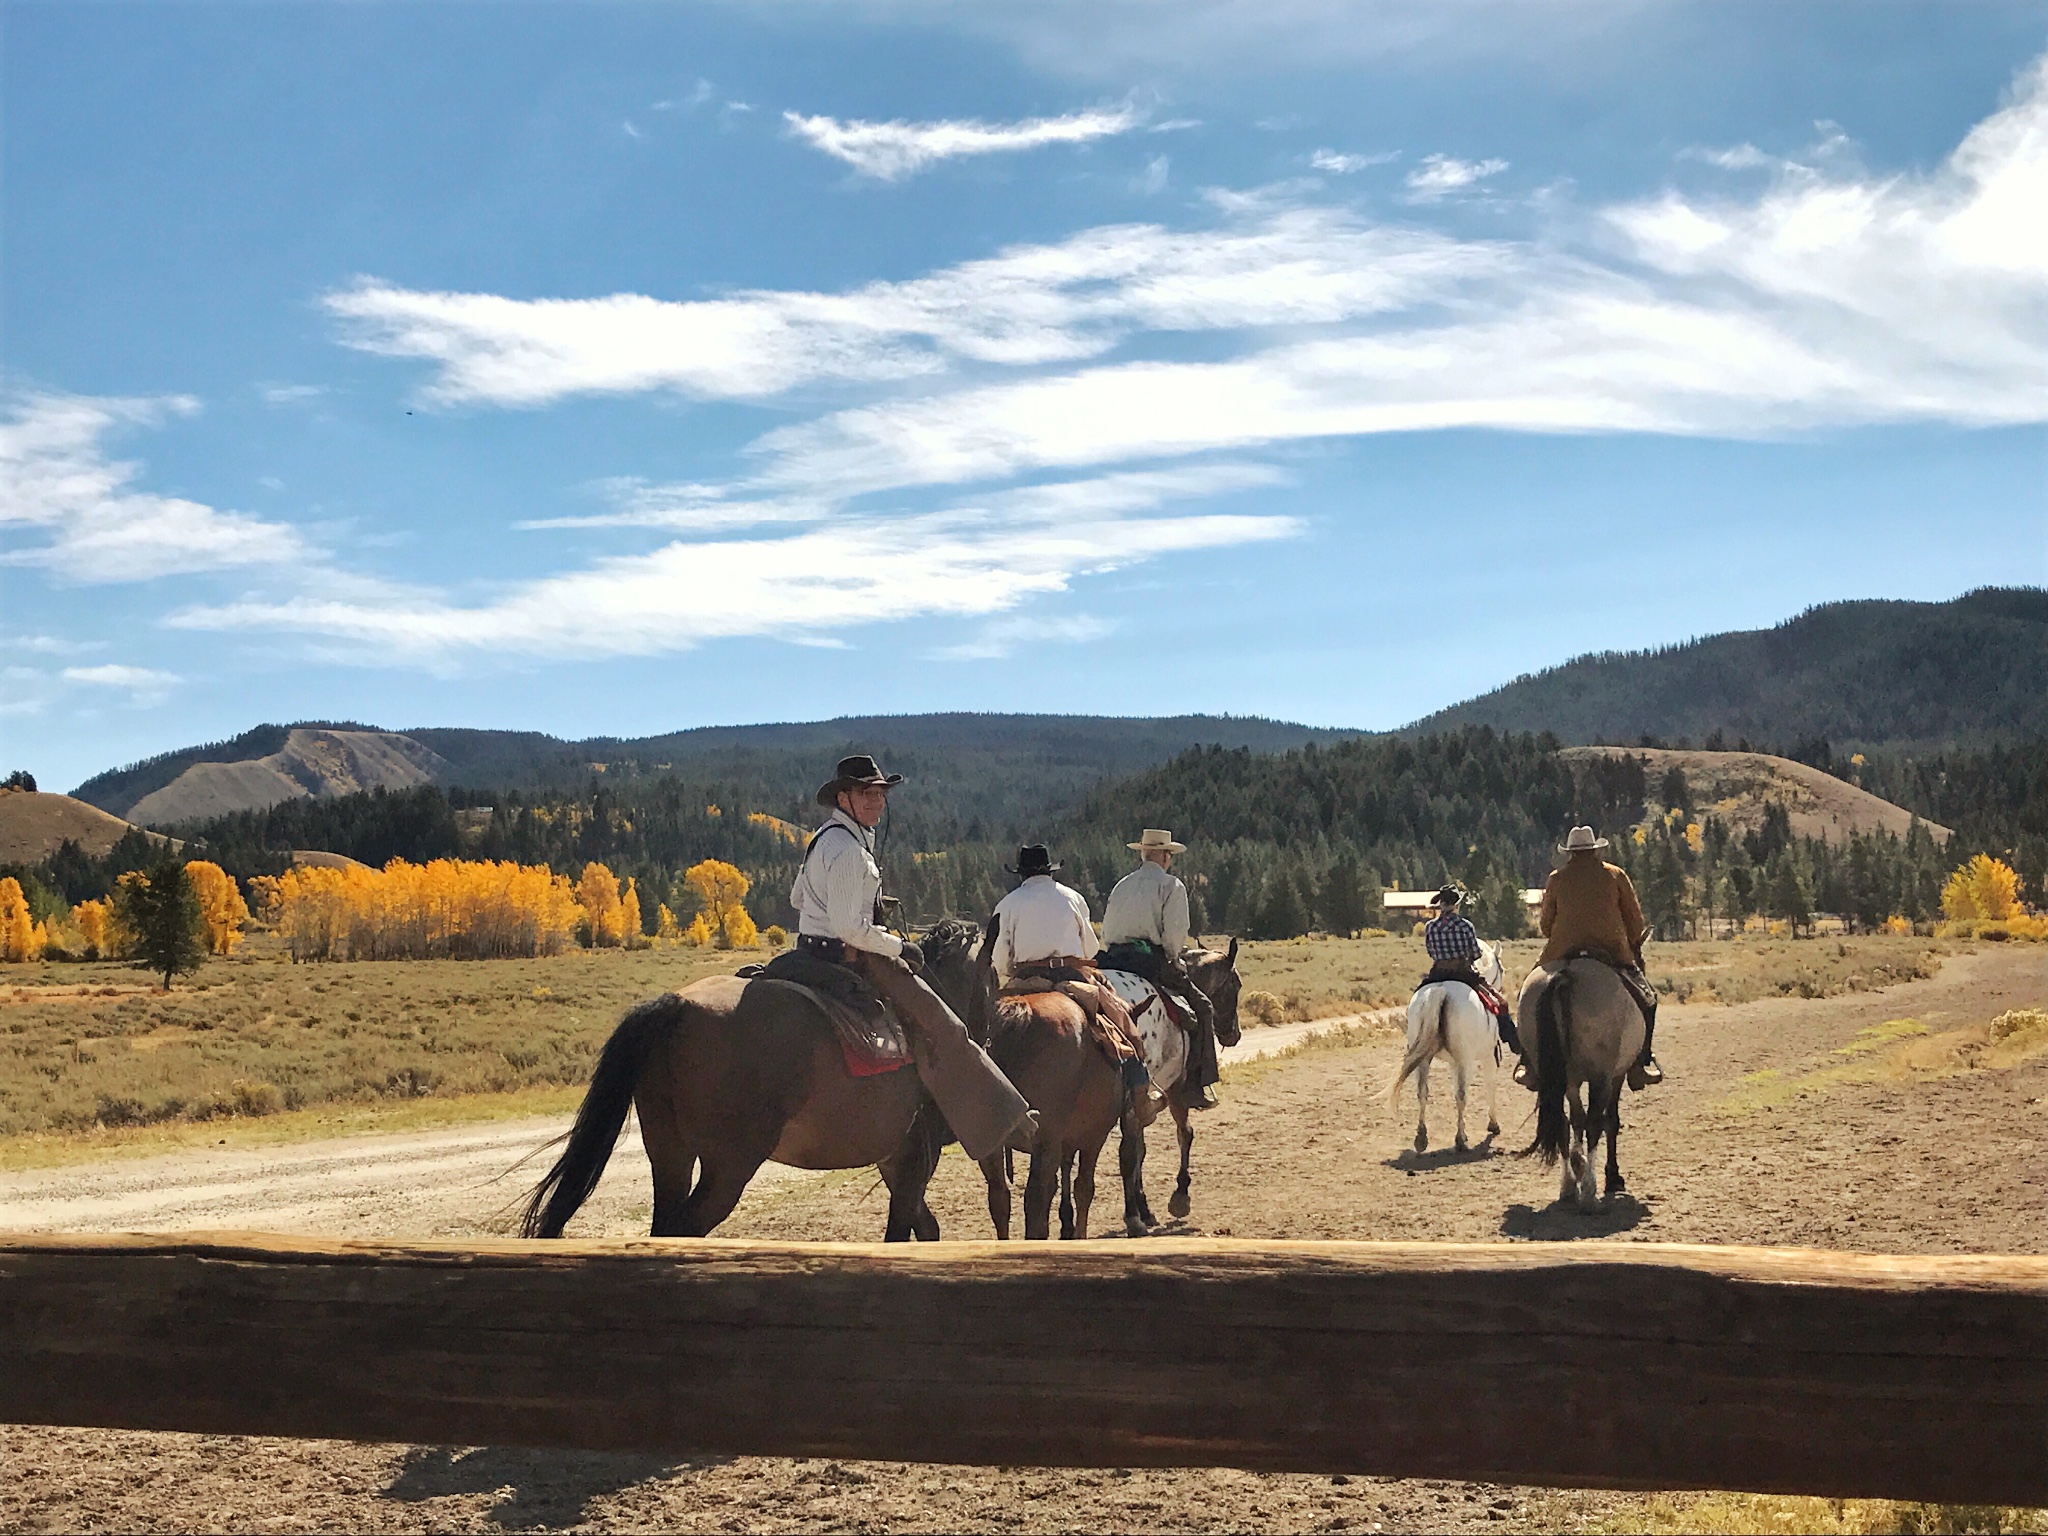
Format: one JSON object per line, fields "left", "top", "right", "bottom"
{"left": 1386, "top": 990, "right": 1448, "bottom": 1104}
{"left": 1520, "top": 967, "right": 1573, "bottom": 1165}
{"left": 520, "top": 995, "right": 676, "bottom": 1238}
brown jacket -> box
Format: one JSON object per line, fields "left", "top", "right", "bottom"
{"left": 1538, "top": 854, "right": 1646, "bottom": 970}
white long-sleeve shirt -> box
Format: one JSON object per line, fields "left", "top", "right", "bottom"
{"left": 991, "top": 874, "right": 1099, "bottom": 982}
{"left": 790, "top": 809, "right": 903, "bottom": 959}
{"left": 1101, "top": 859, "right": 1191, "bottom": 954}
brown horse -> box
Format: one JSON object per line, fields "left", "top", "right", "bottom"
{"left": 520, "top": 920, "right": 983, "bottom": 1242}
{"left": 961, "top": 918, "right": 1125, "bottom": 1241}
{"left": 1117, "top": 941, "right": 1243, "bottom": 1236}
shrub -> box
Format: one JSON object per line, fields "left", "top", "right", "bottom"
{"left": 763, "top": 925, "right": 789, "bottom": 949}
{"left": 1240, "top": 990, "right": 1288, "bottom": 1028}
{"left": 1941, "top": 854, "right": 2021, "bottom": 923}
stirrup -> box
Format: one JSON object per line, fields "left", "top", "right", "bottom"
{"left": 1187, "top": 1083, "right": 1220, "bottom": 1111}
{"left": 1511, "top": 1058, "right": 1532, "bottom": 1088}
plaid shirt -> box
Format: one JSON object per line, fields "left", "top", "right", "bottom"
{"left": 1424, "top": 912, "right": 1482, "bottom": 965}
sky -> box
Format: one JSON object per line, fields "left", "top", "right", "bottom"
{"left": 4, "top": 0, "right": 2046, "bottom": 794}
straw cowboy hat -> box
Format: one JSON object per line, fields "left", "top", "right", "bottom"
{"left": 1127, "top": 828, "right": 1187, "bottom": 854}
{"left": 1559, "top": 824, "right": 1610, "bottom": 854}
{"left": 815, "top": 753, "right": 904, "bottom": 808}
{"left": 1005, "top": 844, "right": 1063, "bottom": 877}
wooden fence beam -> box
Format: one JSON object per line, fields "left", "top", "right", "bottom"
{"left": 1, "top": 1233, "right": 2042, "bottom": 1504}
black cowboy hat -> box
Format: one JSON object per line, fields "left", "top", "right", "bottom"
{"left": 1430, "top": 884, "right": 1466, "bottom": 909}
{"left": 1005, "top": 844, "right": 1062, "bottom": 877}
{"left": 815, "top": 753, "right": 904, "bottom": 808}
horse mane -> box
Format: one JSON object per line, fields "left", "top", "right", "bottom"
{"left": 917, "top": 916, "right": 982, "bottom": 970}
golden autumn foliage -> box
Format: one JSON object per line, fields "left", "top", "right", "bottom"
{"left": 655, "top": 903, "right": 683, "bottom": 945}
{"left": 576, "top": 862, "right": 626, "bottom": 948}
{"left": 619, "top": 877, "right": 644, "bottom": 948}
{"left": 748, "top": 811, "right": 802, "bottom": 846}
{"left": 0, "top": 877, "right": 36, "bottom": 962}
{"left": 183, "top": 860, "right": 250, "bottom": 955}
{"left": 72, "top": 898, "right": 113, "bottom": 959}
{"left": 684, "top": 858, "right": 757, "bottom": 949}
{"left": 1942, "top": 854, "right": 2022, "bottom": 922}
{"left": 272, "top": 859, "right": 584, "bottom": 961}
{"left": 683, "top": 911, "right": 714, "bottom": 947}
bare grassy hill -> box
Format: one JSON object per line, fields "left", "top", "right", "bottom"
{"left": 0, "top": 793, "right": 176, "bottom": 865}
{"left": 123, "top": 728, "right": 450, "bottom": 827}
{"left": 1558, "top": 747, "right": 1952, "bottom": 844}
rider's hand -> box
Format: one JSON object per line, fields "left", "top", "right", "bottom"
{"left": 898, "top": 940, "right": 925, "bottom": 974}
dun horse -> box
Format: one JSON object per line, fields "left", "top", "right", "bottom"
{"left": 520, "top": 920, "right": 982, "bottom": 1241}
{"left": 1516, "top": 958, "right": 1645, "bottom": 1208}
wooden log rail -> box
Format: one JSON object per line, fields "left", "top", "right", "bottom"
{"left": 1, "top": 1233, "right": 2043, "bottom": 1505}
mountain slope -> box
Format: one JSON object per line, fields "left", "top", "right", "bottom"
{"left": 1405, "top": 587, "right": 2047, "bottom": 747}
{"left": 0, "top": 792, "right": 178, "bottom": 865}
{"left": 1557, "top": 748, "right": 1951, "bottom": 844}
{"left": 119, "top": 729, "right": 451, "bottom": 827}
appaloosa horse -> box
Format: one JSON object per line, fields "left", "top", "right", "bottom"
{"left": 521, "top": 921, "right": 982, "bottom": 1242}
{"left": 1114, "top": 942, "right": 1242, "bottom": 1236}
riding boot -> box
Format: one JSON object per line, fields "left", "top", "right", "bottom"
{"left": 1627, "top": 987, "right": 1663, "bottom": 1090}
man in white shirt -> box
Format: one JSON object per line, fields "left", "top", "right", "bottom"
{"left": 991, "top": 844, "right": 1099, "bottom": 983}
{"left": 775, "top": 754, "right": 1034, "bottom": 1159}
{"left": 992, "top": 844, "right": 1148, "bottom": 1095}
{"left": 1101, "top": 828, "right": 1220, "bottom": 1108}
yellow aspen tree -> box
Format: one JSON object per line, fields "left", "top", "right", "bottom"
{"left": 0, "top": 878, "right": 33, "bottom": 962}
{"left": 684, "top": 859, "right": 757, "bottom": 949}
{"left": 619, "top": 878, "right": 643, "bottom": 948}
{"left": 26, "top": 920, "right": 48, "bottom": 960}
{"left": 683, "top": 911, "right": 713, "bottom": 947}
{"left": 576, "top": 862, "right": 624, "bottom": 947}
{"left": 73, "top": 899, "right": 113, "bottom": 959}
{"left": 1942, "top": 854, "right": 2021, "bottom": 922}
{"left": 655, "top": 904, "right": 682, "bottom": 945}
{"left": 184, "top": 861, "right": 251, "bottom": 955}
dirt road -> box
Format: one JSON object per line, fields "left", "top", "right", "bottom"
{"left": 4, "top": 951, "right": 2042, "bottom": 1533}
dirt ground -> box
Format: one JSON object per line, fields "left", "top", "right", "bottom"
{"left": 2, "top": 946, "right": 2043, "bottom": 1534}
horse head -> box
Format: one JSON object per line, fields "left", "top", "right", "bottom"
{"left": 1476, "top": 938, "right": 1506, "bottom": 989}
{"left": 1186, "top": 936, "right": 1243, "bottom": 1046}
{"left": 916, "top": 917, "right": 986, "bottom": 1024}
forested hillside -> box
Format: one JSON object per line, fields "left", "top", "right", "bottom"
{"left": 1408, "top": 587, "right": 2047, "bottom": 747}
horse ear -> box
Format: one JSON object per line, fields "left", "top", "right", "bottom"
{"left": 1226, "top": 936, "right": 1239, "bottom": 964}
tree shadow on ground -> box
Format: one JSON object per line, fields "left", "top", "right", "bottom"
{"left": 1383, "top": 1135, "right": 1500, "bottom": 1174}
{"left": 1500, "top": 1192, "right": 1649, "bottom": 1240}
{"left": 382, "top": 1445, "right": 724, "bottom": 1530}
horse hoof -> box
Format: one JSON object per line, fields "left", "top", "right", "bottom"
{"left": 1414, "top": 1129, "right": 1429, "bottom": 1154}
{"left": 1455, "top": 1135, "right": 1469, "bottom": 1153}
{"left": 1168, "top": 1190, "right": 1192, "bottom": 1219}
{"left": 1487, "top": 1120, "right": 1501, "bottom": 1136}
{"left": 1125, "top": 1219, "right": 1154, "bottom": 1239}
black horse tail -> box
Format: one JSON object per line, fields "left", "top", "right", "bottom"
{"left": 1520, "top": 967, "right": 1573, "bottom": 1166}
{"left": 520, "top": 996, "right": 675, "bottom": 1238}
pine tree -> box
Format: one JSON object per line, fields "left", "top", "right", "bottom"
{"left": 117, "top": 859, "right": 207, "bottom": 988}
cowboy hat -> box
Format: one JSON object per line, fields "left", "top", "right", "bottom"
{"left": 1559, "top": 825, "right": 1610, "bottom": 853}
{"left": 1429, "top": 885, "right": 1465, "bottom": 909}
{"left": 1005, "top": 844, "right": 1062, "bottom": 877}
{"left": 1127, "top": 828, "right": 1187, "bottom": 854}
{"left": 815, "top": 753, "right": 904, "bottom": 808}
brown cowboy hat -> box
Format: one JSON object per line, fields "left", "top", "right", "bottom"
{"left": 815, "top": 753, "right": 904, "bottom": 808}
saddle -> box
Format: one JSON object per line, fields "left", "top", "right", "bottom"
{"left": 1417, "top": 968, "right": 1515, "bottom": 1022}
{"left": 1554, "top": 948, "right": 1658, "bottom": 1023}
{"left": 1002, "top": 968, "right": 1145, "bottom": 1067}
{"left": 742, "top": 950, "right": 913, "bottom": 1077}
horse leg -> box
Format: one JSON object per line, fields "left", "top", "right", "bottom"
{"left": 1453, "top": 1048, "right": 1470, "bottom": 1153}
{"left": 1072, "top": 1139, "right": 1103, "bottom": 1240}
{"left": 650, "top": 1157, "right": 697, "bottom": 1238}
{"left": 1023, "top": 1149, "right": 1059, "bottom": 1241}
{"left": 1058, "top": 1152, "right": 1076, "bottom": 1241}
{"left": 1119, "top": 1108, "right": 1154, "bottom": 1237}
{"left": 1486, "top": 1039, "right": 1502, "bottom": 1138}
{"left": 1413, "top": 1056, "right": 1431, "bottom": 1154}
{"left": 879, "top": 1122, "right": 941, "bottom": 1243}
{"left": 1576, "top": 1084, "right": 1604, "bottom": 1210}
{"left": 675, "top": 1147, "right": 768, "bottom": 1237}
{"left": 1605, "top": 1091, "right": 1626, "bottom": 1198}
{"left": 1167, "top": 1097, "right": 1194, "bottom": 1220}
{"left": 980, "top": 1152, "right": 1013, "bottom": 1240}
{"left": 1560, "top": 1087, "right": 1584, "bottom": 1206}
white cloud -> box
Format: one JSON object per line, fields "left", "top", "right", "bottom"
{"left": 0, "top": 394, "right": 311, "bottom": 582}
{"left": 62, "top": 663, "right": 180, "bottom": 703}
{"left": 1311, "top": 148, "right": 1398, "bottom": 174}
{"left": 7, "top": 634, "right": 104, "bottom": 656}
{"left": 782, "top": 103, "right": 1142, "bottom": 180}
{"left": 934, "top": 612, "right": 1115, "bottom": 660}
{"left": 170, "top": 465, "right": 1296, "bottom": 660}
{"left": 1138, "top": 154, "right": 1170, "bottom": 194}
{"left": 1404, "top": 153, "right": 1508, "bottom": 201}
{"left": 259, "top": 382, "right": 327, "bottom": 406}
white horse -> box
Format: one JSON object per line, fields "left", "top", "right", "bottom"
{"left": 1387, "top": 939, "right": 1505, "bottom": 1154}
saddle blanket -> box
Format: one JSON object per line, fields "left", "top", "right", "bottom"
{"left": 1099, "top": 970, "right": 1187, "bottom": 1095}
{"left": 1417, "top": 974, "right": 1514, "bottom": 1021}
{"left": 739, "top": 966, "right": 912, "bottom": 1077}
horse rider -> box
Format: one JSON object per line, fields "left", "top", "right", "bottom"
{"left": 785, "top": 754, "right": 1037, "bottom": 1156}
{"left": 1538, "top": 825, "right": 1664, "bottom": 1088}
{"left": 1101, "top": 827, "right": 1221, "bottom": 1110}
{"left": 1421, "top": 884, "right": 1528, "bottom": 1085}
{"left": 992, "top": 844, "right": 1151, "bottom": 1097}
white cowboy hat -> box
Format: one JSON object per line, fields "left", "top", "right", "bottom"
{"left": 1559, "top": 825, "right": 1610, "bottom": 853}
{"left": 1127, "top": 827, "right": 1187, "bottom": 854}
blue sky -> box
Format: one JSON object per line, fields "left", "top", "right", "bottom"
{"left": 5, "top": 1, "right": 2045, "bottom": 793}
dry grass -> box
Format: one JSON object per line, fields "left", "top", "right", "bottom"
{"left": 1715, "top": 1006, "right": 2048, "bottom": 1119}
{"left": 1590, "top": 1493, "right": 2046, "bottom": 1534}
{"left": 1228, "top": 932, "right": 1959, "bottom": 1022}
{"left": 0, "top": 934, "right": 737, "bottom": 1153}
